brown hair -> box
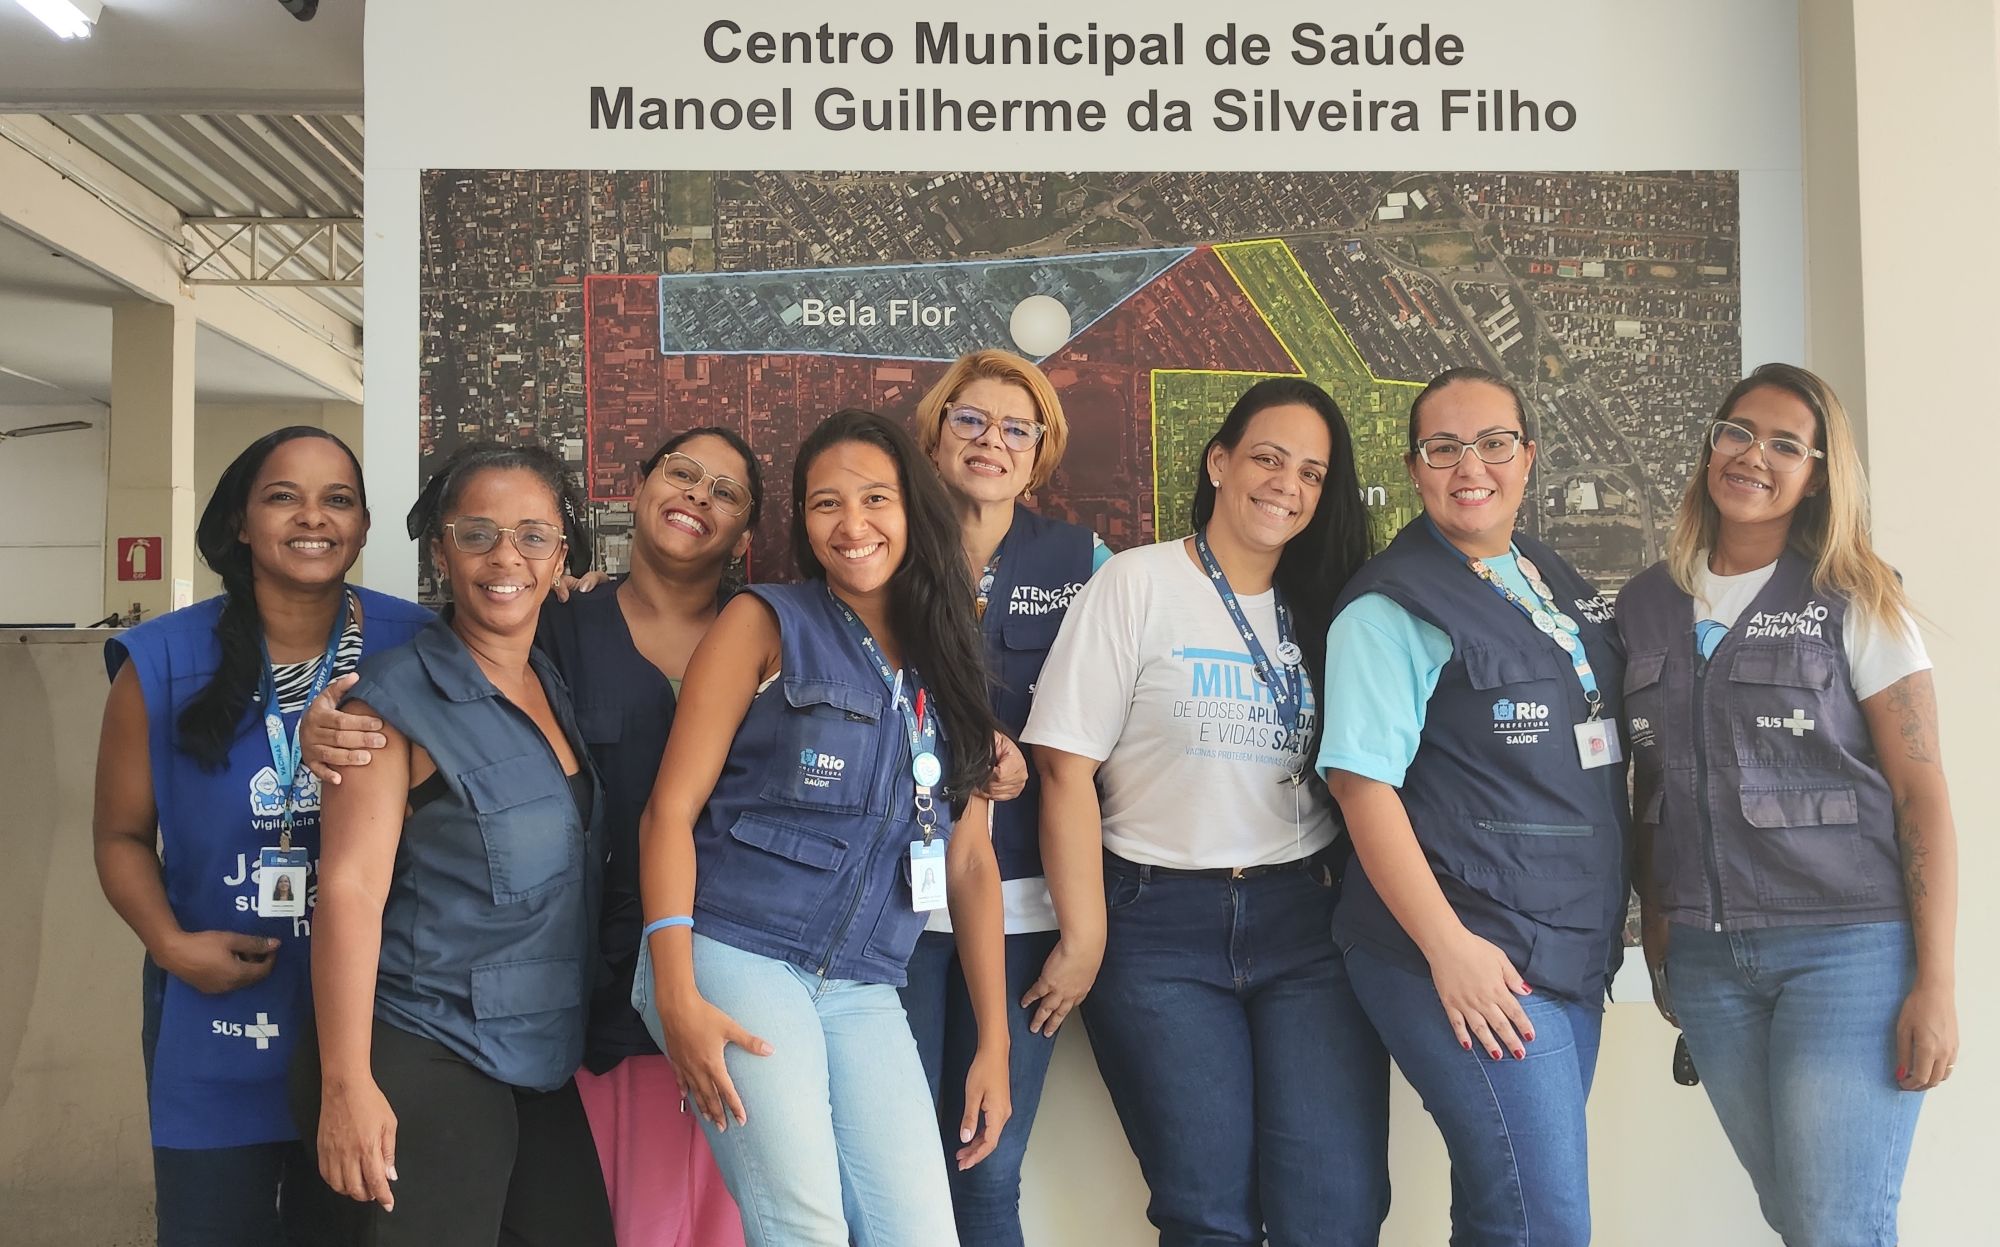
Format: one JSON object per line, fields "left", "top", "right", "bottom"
{"left": 913, "top": 349, "right": 1071, "bottom": 494}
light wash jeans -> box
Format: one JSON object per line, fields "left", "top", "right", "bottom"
{"left": 1667, "top": 920, "right": 1925, "bottom": 1247}
{"left": 634, "top": 932, "right": 958, "bottom": 1247}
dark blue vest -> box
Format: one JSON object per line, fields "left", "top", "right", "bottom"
{"left": 537, "top": 586, "right": 679, "bottom": 1071}
{"left": 980, "top": 504, "right": 1094, "bottom": 880}
{"left": 1333, "top": 520, "right": 1630, "bottom": 1003}
{"left": 108, "top": 587, "right": 431, "bottom": 1148}
{"left": 347, "top": 615, "right": 604, "bottom": 1092}
{"left": 692, "top": 582, "right": 958, "bottom": 986}
{"left": 1617, "top": 555, "right": 1903, "bottom": 932}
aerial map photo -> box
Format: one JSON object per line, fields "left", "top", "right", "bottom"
{"left": 418, "top": 169, "right": 1740, "bottom": 597}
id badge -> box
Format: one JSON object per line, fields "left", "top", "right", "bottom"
{"left": 256, "top": 846, "right": 310, "bottom": 919}
{"left": 909, "top": 839, "right": 947, "bottom": 912}
{"left": 1574, "top": 720, "right": 1624, "bottom": 770}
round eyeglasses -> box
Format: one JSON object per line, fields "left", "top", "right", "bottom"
{"left": 1709, "top": 419, "right": 1824, "bottom": 473}
{"left": 445, "top": 519, "right": 564, "bottom": 560}
{"left": 1415, "top": 430, "right": 1524, "bottom": 470}
{"left": 944, "top": 404, "right": 1044, "bottom": 454}
{"left": 658, "top": 452, "right": 753, "bottom": 516}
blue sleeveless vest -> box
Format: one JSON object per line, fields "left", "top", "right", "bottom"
{"left": 1617, "top": 555, "right": 1903, "bottom": 931}
{"left": 692, "top": 582, "right": 959, "bottom": 986}
{"left": 108, "top": 586, "right": 431, "bottom": 1148}
{"left": 347, "top": 614, "right": 604, "bottom": 1091}
{"left": 1333, "top": 521, "right": 1630, "bottom": 1004}
{"left": 980, "top": 504, "right": 1094, "bottom": 880}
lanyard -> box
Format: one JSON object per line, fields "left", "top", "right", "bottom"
{"left": 974, "top": 552, "right": 1001, "bottom": 621}
{"left": 1191, "top": 529, "right": 1303, "bottom": 743}
{"left": 1426, "top": 520, "right": 1601, "bottom": 720}
{"left": 257, "top": 591, "right": 350, "bottom": 849}
{"left": 826, "top": 588, "right": 942, "bottom": 837}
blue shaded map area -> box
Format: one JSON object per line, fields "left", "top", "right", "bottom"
{"left": 656, "top": 248, "right": 1192, "bottom": 361}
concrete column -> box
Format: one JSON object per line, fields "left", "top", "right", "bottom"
{"left": 104, "top": 299, "right": 196, "bottom": 620}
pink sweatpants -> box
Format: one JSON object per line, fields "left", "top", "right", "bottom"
{"left": 575, "top": 1054, "right": 746, "bottom": 1247}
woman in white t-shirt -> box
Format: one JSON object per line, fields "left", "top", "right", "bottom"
{"left": 1023, "top": 378, "right": 1389, "bottom": 1246}
{"left": 1616, "top": 363, "right": 1960, "bottom": 1244}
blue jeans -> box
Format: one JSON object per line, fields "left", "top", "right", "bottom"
{"left": 1081, "top": 854, "right": 1391, "bottom": 1247}
{"left": 901, "top": 928, "right": 1061, "bottom": 1247}
{"left": 1344, "top": 944, "right": 1601, "bottom": 1247}
{"left": 1666, "top": 921, "right": 1924, "bottom": 1247}
{"left": 143, "top": 958, "right": 359, "bottom": 1247}
{"left": 635, "top": 933, "right": 958, "bottom": 1247}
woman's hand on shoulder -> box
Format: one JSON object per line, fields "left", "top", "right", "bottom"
{"left": 1427, "top": 926, "right": 1536, "bottom": 1060}
{"left": 302, "top": 674, "right": 386, "bottom": 785}
{"left": 978, "top": 732, "right": 1028, "bottom": 802}
{"left": 318, "top": 1074, "right": 399, "bottom": 1210}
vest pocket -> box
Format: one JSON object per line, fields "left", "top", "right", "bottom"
{"left": 698, "top": 812, "right": 851, "bottom": 940}
{"left": 760, "top": 678, "right": 883, "bottom": 815}
{"left": 469, "top": 956, "right": 583, "bottom": 1086}
{"left": 1738, "top": 783, "right": 1876, "bottom": 907}
{"left": 1726, "top": 642, "right": 1840, "bottom": 767}
{"left": 464, "top": 757, "right": 583, "bottom": 904}
{"left": 1622, "top": 648, "right": 1667, "bottom": 758}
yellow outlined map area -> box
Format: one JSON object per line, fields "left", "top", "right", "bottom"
{"left": 1152, "top": 239, "right": 1425, "bottom": 545}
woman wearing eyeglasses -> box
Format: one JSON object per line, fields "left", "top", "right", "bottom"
{"left": 301, "top": 442, "right": 615, "bottom": 1246}
{"left": 301, "top": 430, "right": 761, "bottom": 1247}
{"left": 1618, "top": 364, "right": 1958, "bottom": 1245}
{"left": 1319, "top": 368, "right": 1628, "bottom": 1247}
{"left": 903, "top": 349, "right": 1109, "bottom": 1247}
{"left": 1026, "top": 378, "right": 1388, "bottom": 1245}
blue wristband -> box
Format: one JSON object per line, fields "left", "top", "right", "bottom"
{"left": 642, "top": 916, "right": 694, "bottom": 939}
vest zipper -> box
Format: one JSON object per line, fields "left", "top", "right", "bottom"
{"left": 819, "top": 805, "right": 896, "bottom": 980}
{"left": 1693, "top": 658, "right": 1726, "bottom": 932}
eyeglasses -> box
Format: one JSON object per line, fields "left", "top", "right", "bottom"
{"left": 1415, "top": 430, "right": 1524, "bottom": 469}
{"left": 944, "top": 404, "right": 1044, "bottom": 454}
{"left": 658, "top": 452, "right": 753, "bottom": 516}
{"left": 1709, "top": 419, "right": 1824, "bottom": 473}
{"left": 445, "top": 519, "right": 565, "bottom": 560}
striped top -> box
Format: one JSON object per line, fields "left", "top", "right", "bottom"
{"left": 267, "top": 588, "right": 367, "bottom": 713}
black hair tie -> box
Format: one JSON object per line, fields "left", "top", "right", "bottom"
{"left": 406, "top": 469, "right": 450, "bottom": 540}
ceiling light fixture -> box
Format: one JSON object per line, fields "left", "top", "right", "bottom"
{"left": 14, "top": 0, "right": 103, "bottom": 40}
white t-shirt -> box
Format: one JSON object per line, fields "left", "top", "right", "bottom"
{"left": 1693, "top": 556, "right": 1929, "bottom": 700}
{"left": 1021, "top": 539, "right": 1335, "bottom": 870}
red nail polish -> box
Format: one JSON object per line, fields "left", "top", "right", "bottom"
{"left": 1513, "top": 1049, "right": 1525, "bottom": 1060}
{"left": 1897, "top": 1066, "right": 1907, "bottom": 1080}
{"left": 1489, "top": 1048, "right": 1502, "bottom": 1060}
{"left": 1461, "top": 1039, "right": 1473, "bottom": 1051}
{"left": 1524, "top": 1032, "right": 1536, "bottom": 1043}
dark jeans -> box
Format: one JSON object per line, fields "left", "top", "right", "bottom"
{"left": 1081, "top": 854, "right": 1391, "bottom": 1247}
{"left": 1344, "top": 944, "right": 1602, "bottom": 1247}
{"left": 142, "top": 957, "right": 361, "bottom": 1247}
{"left": 900, "top": 927, "right": 1062, "bottom": 1247}
{"left": 290, "top": 1018, "right": 614, "bottom": 1247}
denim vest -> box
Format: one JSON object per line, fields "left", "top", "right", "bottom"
{"left": 347, "top": 614, "right": 604, "bottom": 1091}
{"left": 980, "top": 504, "right": 1093, "bottom": 880}
{"left": 1617, "top": 555, "right": 1903, "bottom": 932}
{"left": 1333, "top": 521, "right": 1630, "bottom": 1003}
{"left": 692, "top": 582, "right": 957, "bottom": 986}
{"left": 108, "top": 587, "right": 431, "bottom": 1147}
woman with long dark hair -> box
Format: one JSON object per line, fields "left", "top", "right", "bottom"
{"left": 1319, "top": 368, "right": 1628, "bottom": 1246}
{"left": 1023, "top": 377, "right": 1390, "bottom": 1245}
{"left": 901, "top": 349, "right": 1108, "bottom": 1247}
{"left": 634, "top": 409, "right": 1009, "bottom": 1245}
{"left": 1621, "top": 364, "right": 1958, "bottom": 1243}
{"left": 92, "top": 426, "right": 430, "bottom": 1246}
{"left": 303, "top": 428, "right": 762, "bottom": 1246}
{"left": 300, "top": 441, "right": 614, "bottom": 1246}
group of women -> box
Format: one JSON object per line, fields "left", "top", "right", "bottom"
{"left": 93, "top": 349, "right": 1957, "bottom": 1247}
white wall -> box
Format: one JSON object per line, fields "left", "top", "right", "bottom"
{"left": 0, "top": 404, "right": 107, "bottom": 625}
{"left": 0, "top": 400, "right": 365, "bottom": 625}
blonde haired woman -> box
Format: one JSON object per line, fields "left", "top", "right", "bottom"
{"left": 1618, "top": 363, "right": 1958, "bottom": 1245}
{"left": 903, "top": 348, "right": 1110, "bottom": 1247}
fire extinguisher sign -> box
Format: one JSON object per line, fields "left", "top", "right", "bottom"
{"left": 117, "top": 536, "right": 162, "bottom": 582}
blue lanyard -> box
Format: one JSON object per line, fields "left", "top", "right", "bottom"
{"left": 1425, "top": 520, "right": 1602, "bottom": 719}
{"left": 1191, "top": 529, "right": 1303, "bottom": 740}
{"left": 826, "top": 588, "right": 942, "bottom": 835}
{"left": 257, "top": 592, "right": 350, "bottom": 848}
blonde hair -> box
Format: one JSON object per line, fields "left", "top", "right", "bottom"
{"left": 913, "top": 349, "right": 1070, "bottom": 494}
{"left": 1667, "top": 362, "right": 1909, "bottom": 626}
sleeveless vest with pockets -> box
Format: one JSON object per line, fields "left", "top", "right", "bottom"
{"left": 1333, "top": 521, "right": 1629, "bottom": 1003}
{"left": 1617, "top": 554, "right": 1903, "bottom": 932}
{"left": 692, "top": 582, "right": 958, "bottom": 986}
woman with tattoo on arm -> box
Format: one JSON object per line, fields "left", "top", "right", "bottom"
{"left": 1618, "top": 363, "right": 1958, "bottom": 1246}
